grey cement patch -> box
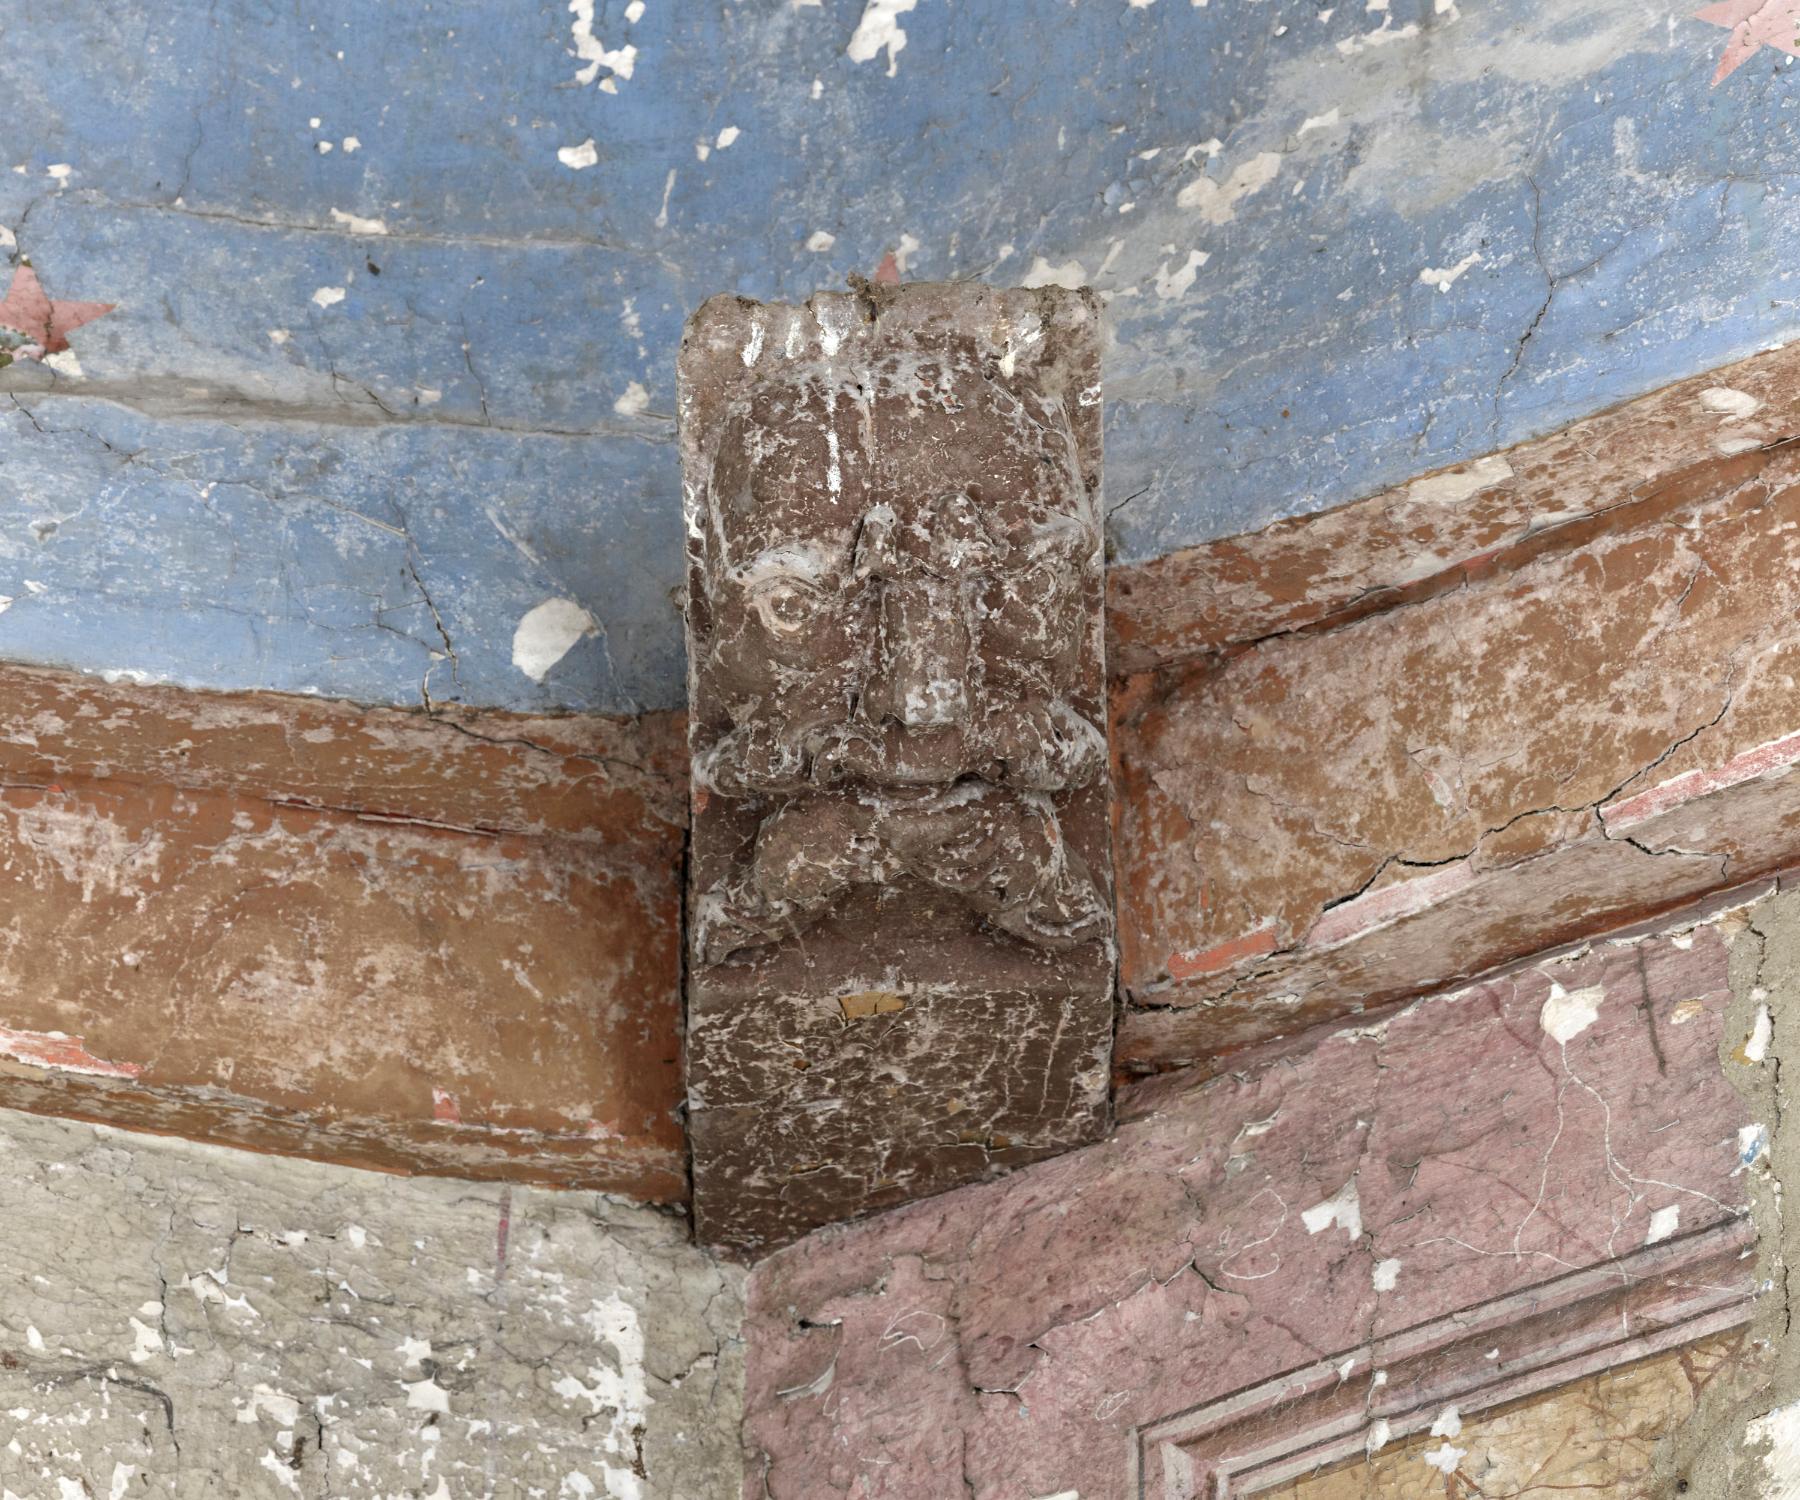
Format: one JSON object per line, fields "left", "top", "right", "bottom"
{"left": 0, "top": 1108, "right": 743, "bottom": 1498}
{"left": 1653, "top": 890, "right": 1800, "bottom": 1498}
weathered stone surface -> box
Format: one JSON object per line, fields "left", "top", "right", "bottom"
{"left": 0, "top": 663, "right": 688, "bottom": 1199}
{"left": 0, "top": 1105, "right": 744, "bottom": 1498}
{"left": 742, "top": 919, "right": 1757, "bottom": 1498}
{"left": 680, "top": 284, "right": 1113, "bottom": 1253}
{"left": 1107, "top": 332, "right": 1800, "bottom": 676}
{"left": 1114, "top": 436, "right": 1800, "bottom": 1074}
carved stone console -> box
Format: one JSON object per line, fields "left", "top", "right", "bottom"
{"left": 679, "top": 282, "right": 1114, "bottom": 1253}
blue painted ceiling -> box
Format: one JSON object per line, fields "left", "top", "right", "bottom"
{"left": 1, "top": 0, "right": 1793, "bottom": 712}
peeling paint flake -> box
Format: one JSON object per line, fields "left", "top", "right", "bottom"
{"left": 1020, "top": 256, "right": 1088, "bottom": 291}
{"left": 1699, "top": 385, "right": 1763, "bottom": 420}
{"left": 557, "top": 138, "right": 599, "bottom": 171}
{"left": 847, "top": 0, "right": 919, "bottom": 76}
{"left": 513, "top": 599, "right": 598, "bottom": 683}
{"left": 1302, "top": 1179, "right": 1362, "bottom": 1239}
{"left": 1176, "top": 151, "right": 1282, "bottom": 224}
{"left": 569, "top": 0, "right": 637, "bottom": 88}
{"left": 1540, "top": 981, "right": 1603, "bottom": 1044}
{"left": 328, "top": 207, "right": 388, "bottom": 236}
{"left": 1419, "top": 250, "right": 1481, "bottom": 292}
{"left": 1404, "top": 454, "right": 1514, "bottom": 505}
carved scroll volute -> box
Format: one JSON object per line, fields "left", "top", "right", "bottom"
{"left": 679, "top": 282, "right": 1114, "bottom": 1253}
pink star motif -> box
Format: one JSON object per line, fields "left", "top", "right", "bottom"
{"left": 0, "top": 263, "right": 114, "bottom": 365}
{"left": 1696, "top": 0, "right": 1800, "bottom": 83}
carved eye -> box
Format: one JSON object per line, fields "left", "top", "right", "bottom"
{"left": 752, "top": 579, "right": 829, "bottom": 637}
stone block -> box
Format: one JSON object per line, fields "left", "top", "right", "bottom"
{"left": 680, "top": 283, "right": 1114, "bottom": 1253}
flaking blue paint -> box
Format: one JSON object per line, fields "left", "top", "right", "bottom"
{"left": 1, "top": 0, "right": 1796, "bottom": 711}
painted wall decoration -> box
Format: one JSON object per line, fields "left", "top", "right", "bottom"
{"left": 0, "top": 264, "right": 112, "bottom": 372}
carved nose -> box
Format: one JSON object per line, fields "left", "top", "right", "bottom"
{"left": 864, "top": 580, "right": 969, "bottom": 727}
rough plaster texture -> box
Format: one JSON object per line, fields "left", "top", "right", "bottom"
{"left": 1115, "top": 429, "right": 1800, "bottom": 1074}
{"left": 1, "top": 1, "right": 1795, "bottom": 712}
{"left": 0, "top": 1106, "right": 744, "bottom": 1499}
{"left": 0, "top": 662, "right": 688, "bottom": 1198}
{"left": 742, "top": 917, "right": 1758, "bottom": 1498}
{"left": 1647, "top": 885, "right": 1800, "bottom": 1498}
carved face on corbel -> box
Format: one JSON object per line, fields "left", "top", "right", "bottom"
{"left": 687, "top": 355, "right": 1109, "bottom": 963}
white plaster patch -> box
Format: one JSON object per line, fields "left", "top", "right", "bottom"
{"left": 1744, "top": 1401, "right": 1800, "bottom": 1494}
{"left": 1421, "top": 1442, "right": 1466, "bottom": 1474}
{"left": 109, "top": 1465, "right": 135, "bottom": 1500}
{"left": 0, "top": 226, "right": 13, "bottom": 250}
{"left": 342, "top": 136, "right": 361, "bottom": 152}
{"left": 46, "top": 163, "right": 72, "bottom": 184}
{"left": 1365, "top": 1418, "right": 1392, "bottom": 1453}
{"left": 1644, "top": 1205, "right": 1680, "bottom": 1245}
{"left": 512, "top": 599, "right": 597, "bottom": 683}
{"left": 805, "top": 229, "right": 836, "bottom": 252}
{"left": 1431, "top": 1406, "right": 1463, "bottom": 1438}
{"left": 1540, "top": 981, "right": 1603, "bottom": 1044}
{"left": 612, "top": 381, "right": 650, "bottom": 416}
{"left": 0, "top": 596, "right": 14, "bottom": 615}
{"left": 1747, "top": 1004, "right": 1774, "bottom": 1063}
{"left": 1176, "top": 151, "right": 1282, "bottom": 224}
{"left": 569, "top": 0, "right": 637, "bottom": 87}
{"left": 1020, "top": 256, "right": 1088, "bottom": 290}
{"left": 1372, "top": 1257, "right": 1401, "bottom": 1291}
{"left": 742, "top": 321, "right": 765, "bottom": 367}
{"left": 715, "top": 125, "right": 741, "bottom": 149}
{"left": 847, "top": 0, "right": 918, "bottom": 76}
{"left": 558, "top": 138, "right": 599, "bottom": 171}
{"left": 405, "top": 1377, "right": 452, "bottom": 1413}
{"left": 328, "top": 207, "right": 388, "bottom": 235}
{"left": 1302, "top": 1180, "right": 1363, "bottom": 1239}
{"left": 1404, "top": 454, "right": 1514, "bottom": 505}
{"left": 40, "top": 350, "right": 82, "bottom": 378}
{"left": 311, "top": 286, "right": 346, "bottom": 309}
{"left": 1700, "top": 386, "right": 1762, "bottom": 421}
{"left": 237, "top": 1384, "right": 302, "bottom": 1426}
{"left": 1299, "top": 108, "right": 1341, "bottom": 136}
{"left": 268, "top": 329, "right": 290, "bottom": 344}
{"left": 128, "top": 1315, "right": 163, "bottom": 1363}
{"left": 1419, "top": 250, "right": 1481, "bottom": 292}
{"left": 1153, "top": 249, "right": 1210, "bottom": 300}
